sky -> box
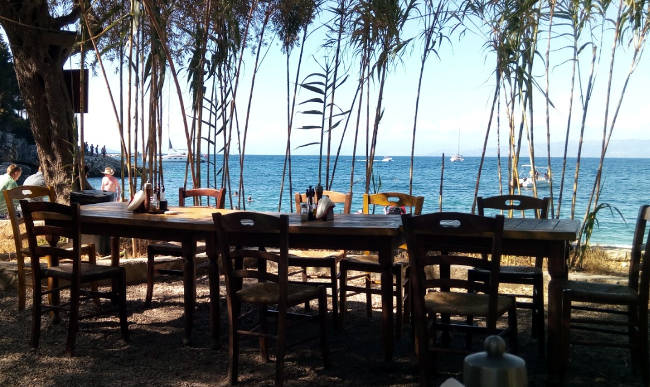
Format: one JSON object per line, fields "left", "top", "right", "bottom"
{"left": 12, "top": 5, "right": 650, "bottom": 158}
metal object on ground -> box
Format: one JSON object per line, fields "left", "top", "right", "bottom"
{"left": 463, "top": 335, "right": 527, "bottom": 387}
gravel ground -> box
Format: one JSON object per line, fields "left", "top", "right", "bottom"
{"left": 0, "top": 271, "right": 647, "bottom": 386}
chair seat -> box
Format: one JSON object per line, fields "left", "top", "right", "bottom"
{"left": 424, "top": 291, "right": 515, "bottom": 317}
{"left": 343, "top": 253, "right": 407, "bottom": 266}
{"left": 236, "top": 282, "right": 323, "bottom": 305}
{"left": 43, "top": 262, "right": 123, "bottom": 281}
{"left": 288, "top": 249, "right": 346, "bottom": 262}
{"left": 148, "top": 241, "right": 207, "bottom": 255}
{"left": 563, "top": 280, "right": 638, "bottom": 304}
{"left": 472, "top": 265, "right": 542, "bottom": 280}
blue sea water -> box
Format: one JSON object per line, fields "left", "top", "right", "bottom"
{"left": 89, "top": 155, "right": 650, "bottom": 247}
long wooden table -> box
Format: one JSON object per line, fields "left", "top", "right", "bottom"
{"left": 79, "top": 202, "right": 405, "bottom": 359}
{"left": 79, "top": 202, "right": 580, "bottom": 374}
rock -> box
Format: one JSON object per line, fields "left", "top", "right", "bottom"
{"left": 84, "top": 155, "right": 125, "bottom": 178}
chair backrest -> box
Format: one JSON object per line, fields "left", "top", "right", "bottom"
{"left": 295, "top": 190, "right": 352, "bottom": 214}
{"left": 213, "top": 212, "right": 290, "bottom": 308}
{"left": 402, "top": 212, "right": 504, "bottom": 328}
{"left": 3, "top": 186, "right": 56, "bottom": 256}
{"left": 363, "top": 192, "right": 424, "bottom": 215}
{"left": 477, "top": 195, "right": 549, "bottom": 219}
{"left": 179, "top": 187, "right": 226, "bottom": 209}
{"left": 20, "top": 200, "right": 82, "bottom": 281}
{"left": 629, "top": 205, "right": 650, "bottom": 307}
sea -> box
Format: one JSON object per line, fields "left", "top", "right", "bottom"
{"left": 88, "top": 155, "right": 650, "bottom": 248}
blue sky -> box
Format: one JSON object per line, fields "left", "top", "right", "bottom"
{"left": 63, "top": 7, "right": 650, "bottom": 158}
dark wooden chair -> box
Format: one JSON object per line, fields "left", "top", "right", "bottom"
{"left": 467, "top": 195, "right": 549, "bottom": 353}
{"left": 339, "top": 192, "right": 424, "bottom": 336}
{"left": 402, "top": 212, "right": 517, "bottom": 383}
{"left": 20, "top": 200, "right": 127, "bottom": 354}
{"left": 145, "top": 187, "right": 225, "bottom": 306}
{"left": 3, "top": 185, "right": 96, "bottom": 311}
{"left": 213, "top": 211, "right": 329, "bottom": 385}
{"left": 291, "top": 190, "right": 352, "bottom": 324}
{"left": 560, "top": 204, "right": 650, "bottom": 384}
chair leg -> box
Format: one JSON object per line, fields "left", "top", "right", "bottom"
{"left": 145, "top": 250, "right": 155, "bottom": 307}
{"left": 365, "top": 274, "right": 372, "bottom": 318}
{"left": 638, "top": 305, "right": 649, "bottom": 386}
{"left": 66, "top": 276, "right": 80, "bottom": 356}
{"left": 229, "top": 299, "right": 241, "bottom": 384}
{"left": 318, "top": 291, "right": 330, "bottom": 368}
{"left": 118, "top": 269, "right": 129, "bottom": 341}
{"left": 86, "top": 245, "right": 100, "bottom": 306}
{"left": 31, "top": 274, "right": 42, "bottom": 348}
{"left": 275, "top": 308, "right": 287, "bottom": 387}
{"left": 329, "top": 261, "right": 339, "bottom": 328}
{"left": 508, "top": 305, "right": 518, "bottom": 353}
{"left": 258, "top": 305, "right": 269, "bottom": 362}
{"left": 560, "top": 295, "right": 572, "bottom": 379}
{"left": 302, "top": 267, "right": 311, "bottom": 313}
{"left": 17, "top": 255, "right": 26, "bottom": 311}
{"left": 339, "top": 264, "right": 347, "bottom": 325}
{"left": 394, "top": 266, "right": 402, "bottom": 339}
{"left": 534, "top": 276, "right": 545, "bottom": 355}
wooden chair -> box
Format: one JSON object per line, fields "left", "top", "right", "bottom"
{"left": 20, "top": 200, "right": 128, "bottom": 354}
{"left": 402, "top": 212, "right": 517, "bottom": 382}
{"left": 3, "top": 185, "right": 96, "bottom": 311}
{"left": 291, "top": 190, "right": 352, "bottom": 324}
{"left": 213, "top": 211, "right": 329, "bottom": 385}
{"left": 339, "top": 192, "right": 424, "bottom": 335}
{"left": 560, "top": 204, "right": 650, "bottom": 384}
{"left": 468, "top": 195, "right": 549, "bottom": 353}
{"left": 146, "top": 187, "right": 225, "bottom": 306}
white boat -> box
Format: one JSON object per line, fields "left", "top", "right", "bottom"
{"left": 450, "top": 128, "right": 464, "bottom": 162}
{"left": 381, "top": 156, "right": 393, "bottom": 162}
{"left": 515, "top": 165, "right": 550, "bottom": 188}
{"left": 162, "top": 136, "right": 206, "bottom": 162}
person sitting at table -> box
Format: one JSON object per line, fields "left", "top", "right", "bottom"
{"left": 100, "top": 166, "right": 120, "bottom": 201}
{"left": 23, "top": 166, "right": 45, "bottom": 187}
{"left": 0, "top": 164, "right": 22, "bottom": 217}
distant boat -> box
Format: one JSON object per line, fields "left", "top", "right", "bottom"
{"left": 162, "top": 138, "right": 206, "bottom": 162}
{"left": 450, "top": 128, "right": 464, "bottom": 162}
{"left": 381, "top": 156, "right": 393, "bottom": 162}
{"left": 513, "top": 165, "right": 550, "bottom": 188}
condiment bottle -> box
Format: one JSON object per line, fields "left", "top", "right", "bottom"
{"left": 144, "top": 182, "right": 152, "bottom": 212}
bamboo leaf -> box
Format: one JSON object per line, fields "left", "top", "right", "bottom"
{"left": 301, "top": 110, "right": 324, "bottom": 115}
{"left": 299, "top": 125, "right": 322, "bottom": 129}
{"left": 299, "top": 98, "right": 324, "bottom": 105}
{"left": 295, "top": 141, "right": 320, "bottom": 150}
{"left": 299, "top": 83, "right": 325, "bottom": 95}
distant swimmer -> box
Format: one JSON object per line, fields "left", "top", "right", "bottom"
{"left": 247, "top": 195, "right": 253, "bottom": 202}
{"left": 234, "top": 191, "right": 239, "bottom": 196}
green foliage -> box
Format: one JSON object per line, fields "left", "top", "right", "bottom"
{"left": 572, "top": 202, "right": 626, "bottom": 268}
{"left": 0, "top": 40, "right": 31, "bottom": 143}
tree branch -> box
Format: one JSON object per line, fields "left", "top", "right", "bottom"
{"left": 53, "top": 6, "right": 80, "bottom": 29}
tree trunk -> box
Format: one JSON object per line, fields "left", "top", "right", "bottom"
{"left": 1, "top": 8, "right": 77, "bottom": 202}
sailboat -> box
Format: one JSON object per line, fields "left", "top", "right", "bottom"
{"left": 450, "top": 128, "right": 464, "bottom": 162}
{"left": 162, "top": 137, "right": 206, "bottom": 162}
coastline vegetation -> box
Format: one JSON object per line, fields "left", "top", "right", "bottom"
{"left": 0, "top": 1, "right": 648, "bottom": 265}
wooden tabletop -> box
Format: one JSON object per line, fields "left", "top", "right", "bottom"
{"left": 79, "top": 202, "right": 580, "bottom": 240}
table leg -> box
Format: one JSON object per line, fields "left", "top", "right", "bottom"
{"left": 378, "top": 241, "right": 394, "bottom": 361}
{"left": 206, "top": 233, "right": 220, "bottom": 347}
{"left": 547, "top": 241, "right": 568, "bottom": 385}
{"left": 182, "top": 236, "right": 197, "bottom": 345}
{"left": 110, "top": 237, "right": 120, "bottom": 303}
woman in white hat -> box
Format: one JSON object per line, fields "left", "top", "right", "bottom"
{"left": 100, "top": 166, "right": 120, "bottom": 201}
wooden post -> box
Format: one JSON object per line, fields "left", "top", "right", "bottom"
{"left": 439, "top": 153, "right": 445, "bottom": 212}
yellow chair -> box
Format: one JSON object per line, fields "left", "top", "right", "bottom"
{"left": 339, "top": 192, "right": 423, "bottom": 335}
